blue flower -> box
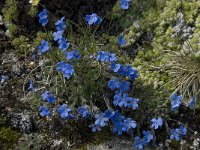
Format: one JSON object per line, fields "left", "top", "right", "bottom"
{"left": 58, "top": 104, "right": 72, "bottom": 119}
{"left": 122, "top": 118, "right": 137, "bottom": 131}
{"left": 55, "top": 17, "right": 66, "bottom": 31}
{"left": 38, "top": 40, "right": 50, "bottom": 53}
{"left": 27, "top": 80, "right": 35, "bottom": 91}
{"left": 77, "top": 105, "right": 91, "bottom": 118}
{"left": 110, "top": 64, "right": 138, "bottom": 80}
{"left": 171, "top": 92, "right": 182, "bottom": 111}
{"left": 39, "top": 106, "right": 50, "bottom": 117}
{"left": 188, "top": 97, "right": 195, "bottom": 109}
{"left": 38, "top": 9, "right": 48, "bottom": 26}
{"left": 133, "top": 136, "right": 145, "bottom": 149}
{"left": 170, "top": 129, "right": 181, "bottom": 141}
{"left": 95, "top": 114, "right": 109, "bottom": 127}
{"left": 58, "top": 38, "right": 70, "bottom": 51}
{"left": 53, "top": 30, "right": 63, "bottom": 41}
{"left": 119, "top": 80, "right": 131, "bottom": 93}
{"left": 111, "top": 111, "right": 125, "bottom": 125}
{"left": 142, "top": 130, "right": 153, "bottom": 143}
{"left": 118, "top": 35, "right": 126, "bottom": 46}
{"left": 151, "top": 117, "right": 163, "bottom": 129}
{"left": 112, "top": 123, "right": 124, "bottom": 135}
{"left": 41, "top": 91, "right": 56, "bottom": 104}
{"left": 108, "top": 78, "right": 121, "bottom": 90}
{"left": 127, "top": 97, "right": 139, "bottom": 110}
{"left": 170, "top": 125, "right": 187, "bottom": 141}
{"left": 56, "top": 61, "right": 75, "bottom": 79}
{"left": 96, "top": 51, "right": 118, "bottom": 62}
{"left": 104, "top": 109, "right": 114, "bottom": 119}
{"left": 66, "top": 50, "right": 81, "bottom": 60}
{"left": 179, "top": 125, "right": 187, "bottom": 135}
{"left": 85, "top": 13, "right": 102, "bottom": 26}
{"left": 0, "top": 75, "right": 9, "bottom": 83}
{"left": 118, "top": 93, "right": 130, "bottom": 107}
{"left": 89, "top": 124, "right": 102, "bottom": 132}
{"left": 113, "top": 91, "right": 122, "bottom": 106}
{"left": 121, "top": 0, "right": 131, "bottom": 10}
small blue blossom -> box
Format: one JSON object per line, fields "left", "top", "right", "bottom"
{"left": 95, "top": 114, "right": 109, "bottom": 127}
{"left": 53, "top": 30, "right": 63, "bottom": 41}
{"left": 58, "top": 38, "right": 70, "bottom": 51}
{"left": 113, "top": 91, "right": 122, "bottom": 106}
{"left": 108, "top": 78, "right": 121, "bottom": 90}
{"left": 118, "top": 35, "right": 126, "bottom": 46}
{"left": 188, "top": 97, "right": 195, "bottom": 109}
{"left": 151, "top": 117, "right": 163, "bottom": 129}
{"left": 38, "top": 40, "right": 50, "bottom": 54}
{"left": 96, "top": 51, "right": 118, "bottom": 62}
{"left": 171, "top": 92, "right": 182, "bottom": 111}
{"left": 38, "top": 9, "right": 48, "bottom": 26}
{"left": 121, "top": 0, "right": 131, "bottom": 10}
{"left": 133, "top": 136, "right": 145, "bottom": 149}
{"left": 66, "top": 50, "right": 81, "bottom": 60}
{"left": 118, "top": 93, "right": 130, "bottom": 107}
{"left": 122, "top": 118, "right": 137, "bottom": 131}
{"left": 142, "top": 130, "right": 153, "bottom": 143}
{"left": 56, "top": 61, "right": 75, "bottom": 79}
{"left": 41, "top": 91, "right": 56, "bottom": 104}
{"left": 27, "top": 80, "right": 35, "bottom": 91}
{"left": 127, "top": 97, "right": 139, "bottom": 110}
{"left": 170, "top": 129, "right": 181, "bottom": 141}
{"left": 119, "top": 80, "right": 131, "bottom": 93}
{"left": 1, "top": 75, "right": 9, "bottom": 83}
{"left": 55, "top": 17, "right": 66, "bottom": 31}
{"left": 179, "top": 125, "right": 187, "bottom": 135}
{"left": 58, "top": 104, "right": 72, "bottom": 119}
{"left": 39, "top": 106, "right": 50, "bottom": 117}
{"left": 89, "top": 124, "right": 102, "bottom": 132}
{"left": 112, "top": 123, "right": 124, "bottom": 135}
{"left": 104, "top": 109, "right": 114, "bottom": 119}
{"left": 85, "top": 13, "right": 102, "bottom": 26}
{"left": 77, "top": 105, "right": 91, "bottom": 118}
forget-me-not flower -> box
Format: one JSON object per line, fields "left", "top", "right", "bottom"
{"left": 39, "top": 9, "right": 48, "bottom": 26}
{"left": 151, "top": 117, "right": 163, "bottom": 129}
{"left": 85, "top": 13, "right": 102, "bottom": 26}
{"left": 38, "top": 40, "right": 50, "bottom": 54}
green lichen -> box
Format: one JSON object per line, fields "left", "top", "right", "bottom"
{"left": 0, "top": 127, "right": 21, "bottom": 150}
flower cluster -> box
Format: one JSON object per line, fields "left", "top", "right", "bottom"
{"left": 90, "top": 110, "right": 137, "bottom": 135}
{"left": 96, "top": 51, "right": 118, "bottom": 63}
{"left": 52, "top": 17, "right": 70, "bottom": 51}
{"left": 170, "top": 125, "right": 187, "bottom": 141}
{"left": 171, "top": 92, "right": 182, "bottom": 111}
{"left": 111, "top": 63, "right": 138, "bottom": 81}
{"left": 85, "top": 13, "right": 102, "bottom": 26}
{"left": 38, "top": 9, "right": 48, "bottom": 26}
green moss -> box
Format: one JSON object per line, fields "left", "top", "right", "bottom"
{"left": 0, "top": 127, "right": 21, "bottom": 150}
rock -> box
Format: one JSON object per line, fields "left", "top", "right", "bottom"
{"left": 8, "top": 110, "right": 34, "bottom": 133}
